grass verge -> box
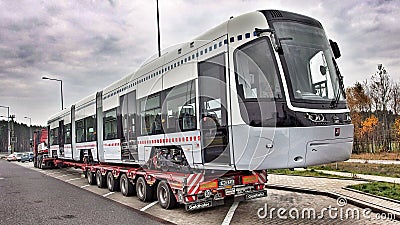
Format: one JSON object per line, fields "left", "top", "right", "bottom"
{"left": 348, "top": 181, "right": 400, "bottom": 201}
{"left": 311, "top": 162, "right": 400, "bottom": 178}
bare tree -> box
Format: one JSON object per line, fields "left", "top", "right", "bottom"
{"left": 370, "top": 64, "right": 392, "bottom": 113}
{"left": 369, "top": 64, "right": 392, "bottom": 151}
{"left": 391, "top": 81, "right": 400, "bottom": 115}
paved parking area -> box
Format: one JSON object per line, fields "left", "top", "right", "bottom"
{"left": 10, "top": 161, "right": 399, "bottom": 224}
{"left": 268, "top": 174, "right": 400, "bottom": 219}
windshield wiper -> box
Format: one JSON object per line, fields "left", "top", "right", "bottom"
{"left": 330, "top": 58, "right": 346, "bottom": 108}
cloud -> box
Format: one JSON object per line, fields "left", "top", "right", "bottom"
{"left": 0, "top": 0, "right": 399, "bottom": 125}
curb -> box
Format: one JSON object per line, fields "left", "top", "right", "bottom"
{"left": 266, "top": 184, "right": 400, "bottom": 221}
{"left": 316, "top": 170, "right": 400, "bottom": 182}
{"left": 269, "top": 173, "right": 370, "bottom": 182}
{"left": 342, "top": 187, "right": 400, "bottom": 205}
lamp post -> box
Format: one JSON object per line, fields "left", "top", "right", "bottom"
{"left": 42, "top": 76, "right": 64, "bottom": 110}
{"left": 1, "top": 114, "right": 16, "bottom": 153}
{"left": 0, "top": 105, "right": 10, "bottom": 154}
{"left": 24, "top": 116, "right": 32, "bottom": 152}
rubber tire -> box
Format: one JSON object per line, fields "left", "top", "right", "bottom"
{"left": 87, "top": 170, "right": 96, "bottom": 185}
{"left": 120, "top": 174, "right": 135, "bottom": 196}
{"left": 96, "top": 170, "right": 107, "bottom": 188}
{"left": 136, "top": 177, "right": 154, "bottom": 202}
{"left": 38, "top": 156, "right": 43, "bottom": 169}
{"left": 107, "top": 172, "right": 120, "bottom": 192}
{"left": 157, "top": 181, "right": 177, "bottom": 209}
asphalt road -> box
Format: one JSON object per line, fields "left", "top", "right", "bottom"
{"left": 0, "top": 160, "right": 171, "bottom": 225}
{"left": 1, "top": 160, "right": 398, "bottom": 225}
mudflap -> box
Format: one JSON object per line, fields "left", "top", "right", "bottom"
{"left": 234, "top": 190, "right": 267, "bottom": 202}
{"left": 185, "top": 199, "right": 224, "bottom": 211}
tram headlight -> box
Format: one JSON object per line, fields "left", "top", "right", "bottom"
{"left": 305, "top": 113, "right": 326, "bottom": 123}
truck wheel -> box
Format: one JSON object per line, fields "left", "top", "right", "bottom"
{"left": 38, "top": 156, "right": 43, "bottom": 169}
{"left": 120, "top": 174, "right": 135, "bottom": 196}
{"left": 87, "top": 170, "right": 95, "bottom": 185}
{"left": 157, "top": 181, "right": 177, "bottom": 209}
{"left": 136, "top": 177, "right": 154, "bottom": 202}
{"left": 96, "top": 170, "right": 106, "bottom": 188}
{"left": 107, "top": 172, "right": 120, "bottom": 192}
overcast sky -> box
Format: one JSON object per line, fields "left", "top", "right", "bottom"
{"left": 0, "top": 0, "right": 399, "bottom": 125}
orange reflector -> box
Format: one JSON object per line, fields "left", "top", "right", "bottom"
{"left": 199, "top": 180, "right": 218, "bottom": 191}
{"left": 242, "top": 175, "right": 257, "bottom": 185}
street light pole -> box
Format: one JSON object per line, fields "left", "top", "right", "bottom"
{"left": 24, "top": 116, "right": 32, "bottom": 152}
{"left": 156, "top": 0, "right": 161, "bottom": 58}
{"left": 0, "top": 105, "right": 10, "bottom": 154}
{"left": 42, "top": 76, "right": 64, "bottom": 110}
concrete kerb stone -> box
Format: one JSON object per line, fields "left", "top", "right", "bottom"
{"left": 270, "top": 172, "right": 370, "bottom": 182}
{"left": 266, "top": 184, "right": 400, "bottom": 221}
{"left": 342, "top": 187, "right": 400, "bottom": 205}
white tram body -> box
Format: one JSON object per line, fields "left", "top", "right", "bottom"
{"left": 48, "top": 10, "right": 353, "bottom": 171}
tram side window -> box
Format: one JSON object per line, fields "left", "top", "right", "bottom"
{"left": 85, "top": 116, "right": 96, "bottom": 142}
{"left": 104, "top": 109, "right": 118, "bottom": 140}
{"left": 235, "top": 38, "right": 282, "bottom": 100}
{"left": 140, "top": 94, "right": 161, "bottom": 135}
{"left": 234, "top": 38, "right": 283, "bottom": 127}
{"left": 76, "top": 119, "right": 85, "bottom": 143}
{"left": 64, "top": 124, "right": 71, "bottom": 144}
{"left": 163, "top": 80, "right": 196, "bottom": 133}
{"left": 50, "top": 128, "right": 59, "bottom": 145}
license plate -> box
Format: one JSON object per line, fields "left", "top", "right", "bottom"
{"left": 219, "top": 178, "right": 235, "bottom": 187}
{"left": 225, "top": 188, "right": 235, "bottom": 195}
{"left": 245, "top": 191, "right": 265, "bottom": 200}
{"left": 186, "top": 201, "right": 213, "bottom": 211}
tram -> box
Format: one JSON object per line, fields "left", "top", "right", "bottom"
{"left": 48, "top": 10, "right": 353, "bottom": 172}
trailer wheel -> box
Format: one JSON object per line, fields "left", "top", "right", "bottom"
{"left": 136, "top": 177, "right": 154, "bottom": 202}
{"left": 157, "top": 181, "right": 177, "bottom": 209}
{"left": 107, "top": 172, "right": 120, "bottom": 192}
{"left": 96, "top": 170, "right": 106, "bottom": 188}
{"left": 120, "top": 174, "right": 135, "bottom": 196}
{"left": 87, "top": 170, "right": 96, "bottom": 185}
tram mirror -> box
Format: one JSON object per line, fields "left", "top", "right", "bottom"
{"left": 320, "top": 65, "right": 327, "bottom": 75}
{"left": 329, "top": 39, "right": 341, "bottom": 59}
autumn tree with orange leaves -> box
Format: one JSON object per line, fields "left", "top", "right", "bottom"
{"left": 346, "top": 82, "right": 371, "bottom": 153}
{"left": 346, "top": 64, "right": 400, "bottom": 154}
{"left": 360, "top": 115, "right": 378, "bottom": 153}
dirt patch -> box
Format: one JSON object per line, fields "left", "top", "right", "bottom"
{"left": 351, "top": 152, "right": 400, "bottom": 160}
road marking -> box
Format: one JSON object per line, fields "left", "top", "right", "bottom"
{"left": 80, "top": 184, "right": 90, "bottom": 188}
{"left": 102, "top": 192, "right": 115, "bottom": 197}
{"left": 46, "top": 171, "right": 62, "bottom": 175}
{"left": 56, "top": 174, "right": 70, "bottom": 178}
{"left": 0, "top": 177, "right": 4, "bottom": 180}
{"left": 140, "top": 201, "right": 158, "bottom": 211}
{"left": 66, "top": 177, "right": 82, "bottom": 182}
{"left": 221, "top": 201, "right": 240, "bottom": 225}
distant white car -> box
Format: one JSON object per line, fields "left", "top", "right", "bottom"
{"left": 6, "top": 153, "right": 17, "bottom": 161}
{"left": 15, "top": 153, "right": 23, "bottom": 161}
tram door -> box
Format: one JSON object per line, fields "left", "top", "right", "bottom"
{"left": 120, "top": 91, "right": 138, "bottom": 161}
{"left": 198, "top": 54, "right": 230, "bottom": 165}
{"left": 58, "top": 120, "right": 64, "bottom": 158}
